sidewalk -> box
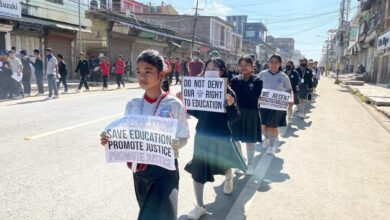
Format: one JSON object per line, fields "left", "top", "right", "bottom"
{"left": 234, "top": 77, "right": 390, "bottom": 220}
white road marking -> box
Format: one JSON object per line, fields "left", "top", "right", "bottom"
{"left": 24, "top": 113, "right": 122, "bottom": 140}
{"left": 226, "top": 154, "right": 274, "bottom": 220}
{"left": 226, "top": 126, "right": 289, "bottom": 220}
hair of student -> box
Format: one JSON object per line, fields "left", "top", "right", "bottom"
{"left": 137, "top": 49, "right": 165, "bottom": 72}
{"left": 269, "top": 54, "right": 283, "bottom": 71}
{"left": 269, "top": 54, "right": 282, "bottom": 63}
{"left": 238, "top": 56, "right": 254, "bottom": 66}
{"left": 300, "top": 58, "right": 308, "bottom": 62}
{"left": 202, "top": 57, "right": 228, "bottom": 78}
{"left": 57, "top": 54, "right": 64, "bottom": 59}
{"left": 33, "top": 49, "right": 40, "bottom": 54}
{"left": 286, "top": 59, "right": 294, "bottom": 65}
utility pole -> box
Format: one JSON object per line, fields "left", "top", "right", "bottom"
{"left": 234, "top": 37, "right": 239, "bottom": 60}
{"left": 78, "top": 0, "right": 82, "bottom": 53}
{"left": 190, "top": 0, "right": 199, "bottom": 57}
{"left": 335, "top": 0, "right": 346, "bottom": 83}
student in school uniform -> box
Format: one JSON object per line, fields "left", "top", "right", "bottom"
{"left": 284, "top": 60, "right": 300, "bottom": 123}
{"left": 230, "top": 56, "right": 263, "bottom": 175}
{"left": 182, "top": 57, "right": 247, "bottom": 220}
{"left": 294, "top": 58, "right": 314, "bottom": 119}
{"left": 100, "top": 50, "right": 189, "bottom": 220}
{"left": 258, "top": 54, "right": 293, "bottom": 155}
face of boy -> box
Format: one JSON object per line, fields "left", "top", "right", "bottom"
{"left": 136, "top": 61, "right": 163, "bottom": 90}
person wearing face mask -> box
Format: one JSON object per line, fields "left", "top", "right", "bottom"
{"left": 230, "top": 56, "right": 263, "bottom": 175}
{"left": 188, "top": 50, "right": 204, "bottom": 77}
{"left": 179, "top": 57, "right": 246, "bottom": 220}
{"left": 312, "top": 61, "right": 320, "bottom": 93}
{"left": 284, "top": 60, "right": 300, "bottom": 124}
{"left": 45, "top": 48, "right": 60, "bottom": 100}
{"left": 295, "top": 58, "right": 313, "bottom": 119}
{"left": 259, "top": 54, "right": 293, "bottom": 155}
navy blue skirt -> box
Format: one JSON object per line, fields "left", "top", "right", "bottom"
{"left": 260, "top": 108, "right": 287, "bottom": 128}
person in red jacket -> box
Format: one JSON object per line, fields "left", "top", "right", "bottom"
{"left": 100, "top": 57, "right": 110, "bottom": 91}
{"left": 115, "top": 55, "right": 126, "bottom": 89}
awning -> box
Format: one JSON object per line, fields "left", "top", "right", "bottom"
{"left": 118, "top": 21, "right": 202, "bottom": 45}
{"left": 17, "top": 16, "right": 90, "bottom": 33}
{"left": 169, "top": 41, "right": 182, "bottom": 48}
{"left": 55, "top": 23, "right": 91, "bottom": 33}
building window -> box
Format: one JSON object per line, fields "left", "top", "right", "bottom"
{"left": 46, "top": 0, "right": 63, "bottom": 4}
{"left": 246, "top": 30, "right": 255, "bottom": 37}
{"left": 220, "top": 26, "right": 225, "bottom": 46}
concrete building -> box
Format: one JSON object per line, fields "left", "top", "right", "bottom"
{"left": 266, "top": 36, "right": 295, "bottom": 61}
{"left": 135, "top": 14, "right": 243, "bottom": 62}
{"left": 346, "top": 0, "right": 390, "bottom": 84}
{"left": 2, "top": 0, "right": 92, "bottom": 73}
{"left": 243, "top": 22, "right": 267, "bottom": 44}
{"left": 143, "top": 3, "right": 178, "bottom": 15}
{"left": 226, "top": 15, "right": 247, "bottom": 35}
{"left": 83, "top": 9, "right": 194, "bottom": 76}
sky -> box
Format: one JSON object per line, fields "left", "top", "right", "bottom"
{"left": 140, "top": 0, "right": 359, "bottom": 61}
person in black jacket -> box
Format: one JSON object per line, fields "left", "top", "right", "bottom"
{"left": 74, "top": 52, "right": 90, "bottom": 92}
{"left": 57, "top": 54, "right": 68, "bottom": 93}
{"left": 230, "top": 56, "right": 263, "bottom": 176}
{"left": 284, "top": 60, "right": 300, "bottom": 123}
{"left": 0, "top": 50, "right": 13, "bottom": 99}
{"left": 20, "top": 50, "right": 32, "bottom": 96}
{"left": 31, "top": 49, "right": 44, "bottom": 95}
{"left": 294, "top": 58, "right": 313, "bottom": 119}
{"left": 183, "top": 57, "right": 246, "bottom": 220}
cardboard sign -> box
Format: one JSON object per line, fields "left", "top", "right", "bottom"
{"left": 259, "top": 89, "right": 291, "bottom": 111}
{"left": 182, "top": 76, "right": 227, "bottom": 113}
{"left": 104, "top": 115, "right": 178, "bottom": 170}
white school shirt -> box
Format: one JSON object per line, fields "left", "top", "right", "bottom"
{"left": 258, "top": 70, "right": 292, "bottom": 92}
{"left": 124, "top": 93, "right": 190, "bottom": 158}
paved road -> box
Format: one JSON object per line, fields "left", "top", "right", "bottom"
{"left": 1, "top": 77, "right": 389, "bottom": 220}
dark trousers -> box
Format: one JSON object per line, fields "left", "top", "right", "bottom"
{"left": 102, "top": 76, "right": 108, "bottom": 88}
{"left": 168, "top": 72, "right": 173, "bottom": 84}
{"left": 134, "top": 160, "right": 179, "bottom": 220}
{"left": 78, "top": 75, "right": 89, "bottom": 90}
{"left": 22, "top": 72, "right": 31, "bottom": 95}
{"left": 0, "top": 78, "right": 11, "bottom": 98}
{"left": 35, "top": 73, "right": 44, "bottom": 94}
{"left": 175, "top": 72, "right": 181, "bottom": 84}
{"left": 116, "top": 74, "right": 125, "bottom": 87}
{"left": 57, "top": 74, "right": 68, "bottom": 92}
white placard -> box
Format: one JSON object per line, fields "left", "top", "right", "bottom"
{"left": 182, "top": 76, "right": 227, "bottom": 113}
{"left": 11, "top": 72, "right": 22, "bottom": 82}
{"left": 259, "top": 89, "right": 291, "bottom": 111}
{"left": 0, "top": 0, "right": 21, "bottom": 19}
{"left": 377, "top": 30, "right": 390, "bottom": 51}
{"left": 104, "top": 115, "right": 178, "bottom": 170}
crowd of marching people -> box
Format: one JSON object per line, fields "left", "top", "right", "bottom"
{"left": 0, "top": 47, "right": 134, "bottom": 100}
{"left": 100, "top": 49, "right": 321, "bottom": 220}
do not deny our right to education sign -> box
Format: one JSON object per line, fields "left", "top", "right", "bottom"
{"left": 259, "top": 89, "right": 291, "bottom": 111}
{"left": 182, "top": 76, "right": 227, "bottom": 113}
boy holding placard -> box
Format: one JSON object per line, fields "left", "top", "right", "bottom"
{"left": 101, "top": 50, "right": 189, "bottom": 220}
